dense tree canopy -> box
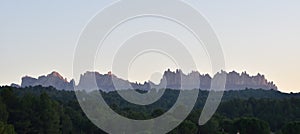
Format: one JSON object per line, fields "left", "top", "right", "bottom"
{"left": 0, "top": 86, "right": 299, "bottom": 134}
{"left": 278, "top": 121, "right": 300, "bottom": 134}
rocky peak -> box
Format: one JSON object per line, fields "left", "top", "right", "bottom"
{"left": 48, "top": 71, "right": 67, "bottom": 82}
{"left": 226, "top": 71, "right": 277, "bottom": 90}
{"left": 19, "top": 69, "right": 278, "bottom": 91}
{"left": 21, "top": 71, "right": 73, "bottom": 90}
{"left": 11, "top": 83, "right": 21, "bottom": 88}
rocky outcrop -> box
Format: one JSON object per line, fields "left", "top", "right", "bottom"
{"left": 225, "top": 71, "right": 277, "bottom": 90}
{"left": 78, "top": 69, "right": 276, "bottom": 91}
{"left": 77, "top": 71, "right": 155, "bottom": 92}
{"left": 21, "top": 71, "right": 74, "bottom": 90}
{"left": 10, "top": 83, "right": 21, "bottom": 88}
{"left": 160, "top": 69, "right": 277, "bottom": 90}
{"left": 19, "top": 69, "right": 278, "bottom": 91}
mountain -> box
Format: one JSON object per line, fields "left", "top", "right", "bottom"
{"left": 77, "top": 71, "right": 155, "bottom": 92}
{"left": 21, "top": 71, "right": 74, "bottom": 90}
{"left": 225, "top": 71, "right": 276, "bottom": 90}
{"left": 20, "top": 70, "right": 277, "bottom": 91}
{"left": 154, "top": 69, "right": 277, "bottom": 91}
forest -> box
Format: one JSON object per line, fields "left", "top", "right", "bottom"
{"left": 0, "top": 86, "right": 299, "bottom": 134}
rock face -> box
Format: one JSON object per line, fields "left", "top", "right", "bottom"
{"left": 21, "top": 71, "right": 74, "bottom": 91}
{"left": 19, "top": 70, "right": 278, "bottom": 91}
{"left": 225, "top": 71, "right": 277, "bottom": 90}
{"left": 160, "top": 69, "right": 207, "bottom": 90}
{"left": 77, "top": 71, "right": 154, "bottom": 92}
{"left": 10, "top": 83, "right": 21, "bottom": 88}
{"left": 160, "top": 69, "right": 277, "bottom": 90}
{"left": 77, "top": 71, "right": 129, "bottom": 92}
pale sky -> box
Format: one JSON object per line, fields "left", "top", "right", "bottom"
{"left": 0, "top": 0, "right": 299, "bottom": 93}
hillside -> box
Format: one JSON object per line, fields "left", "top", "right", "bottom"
{"left": 0, "top": 86, "right": 299, "bottom": 133}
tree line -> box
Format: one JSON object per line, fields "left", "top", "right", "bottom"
{"left": 0, "top": 86, "right": 299, "bottom": 134}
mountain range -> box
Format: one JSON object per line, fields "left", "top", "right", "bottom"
{"left": 18, "top": 69, "right": 277, "bottom": 91}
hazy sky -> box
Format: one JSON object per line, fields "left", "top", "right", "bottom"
{"left": 1, "top": 0, "right": 299, "bottom": 93}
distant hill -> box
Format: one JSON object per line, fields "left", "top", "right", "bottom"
{"left": 19, "top": 69, "right": 277, "bottom": 91}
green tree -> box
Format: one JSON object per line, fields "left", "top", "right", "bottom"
{"left": 199, "top": 117, "right": 221, "bottom": 134}
{"left": 0, "top": 122, "right": 16, "bottom": 134}
{"left": 151, "top": 109, "right": 165, "bottom": 118}
{"left": 279, "top": 121, "right": 300, "bottom": 134}
{"left": 39, "top": 93, "right": 61, "bottom": 134}
{"left": 13, "top": 94, "right": 39, "bottom": 133}
{"left": 168, "top": 120, "right": 198, "bottom": 134}
{"left": 233, "top": 117, "right": 270, "bottom": 134}
{"left": 178, "top": 120, "right": 198, "bottom": 134}
{"left": 0, "top": 87, "right": 18, "bottom": 110}
{"left": 0, "top": 96, "right": 8, "bottom": 123}
{"left": 59, "top": 106, "right": 73, "bottom": 134}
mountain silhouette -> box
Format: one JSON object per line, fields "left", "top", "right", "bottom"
{"left": 20, "top": 69, "right": 277, "bottom": 91}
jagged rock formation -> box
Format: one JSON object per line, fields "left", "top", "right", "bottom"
{"left": 21, "top": 71, "right": 74, "bottom": 90}
{"left": 77, "top": 71, "right": 155, "bottom": 92}
{"left": 159, "top": 69, "right": 277, "bottom": 91}
{"left": 19, "top": 69, "right": 277, "bottom": 91}
{"left": 10, "top": 83, "right": 21, "bottom": 88}
{"left": 225, "top": 71, "right": 276, "bottom": 90}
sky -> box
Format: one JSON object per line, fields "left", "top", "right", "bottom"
{"left": 0, "top": 0, "right": 300, "bottom": 93}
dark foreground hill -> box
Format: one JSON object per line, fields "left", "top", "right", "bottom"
{"left": 0, "top": 86, "right": 299, "bottom": 134}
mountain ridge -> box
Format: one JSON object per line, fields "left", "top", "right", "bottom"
{"left": 19, "top": 69, "right": 277, "bottom": 91}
